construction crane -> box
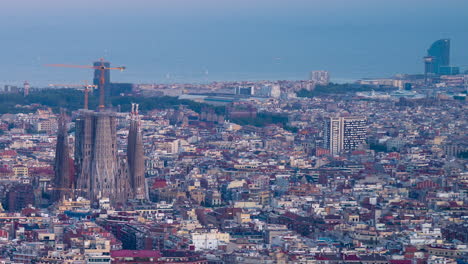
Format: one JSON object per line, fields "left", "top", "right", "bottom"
{"left": 47, "top": 187, "right": 83, "bottom": 191}
{"left": 45, "top": 58, "right": 126, "bottom": 109}
{"left": 47, "top": 187, "right": 85, "bottom": 201}
{"left": 48, "top": 83, "right": 95, "bottom": 88}
{"left": 48, "top": 81, "right": 97, "bottom": 110}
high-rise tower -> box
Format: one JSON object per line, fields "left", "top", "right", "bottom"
{"left": 310, "top": 71, "right": 330, "bottom": 85}
{"left": 23, "top": 81, "right": 30, "bottom": 97}
{"left": 324, "top": 117, "right": 367, "bottom": 155}
{"left": 428, "top": 39, "right": 450, "bottom": 71}
{"left": 425, "top": 39, "right": 450, "bottom": 75}
{"left": 127, "top": 103, "right": 147, "bottom": 200}
{"left": 423, "top": 39, "right": 460, "bottom": 78}
{"left": 53, "top": 110, "right": 74, "bottom": 201}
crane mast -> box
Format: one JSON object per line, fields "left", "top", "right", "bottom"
{"left": 48, "top": 81, "right": 97, "bottom": 110}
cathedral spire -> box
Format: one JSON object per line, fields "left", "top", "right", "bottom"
{"left": 127, "top": 104, "right": 146, "bottom": 200}
{"left": 53, "top": 109, "right": 74, "bottom": 201}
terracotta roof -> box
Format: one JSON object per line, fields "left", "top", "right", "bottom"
{"left": 152, "top": 179, "right": 167, "bottom": 189}
{"left": 111, "top": 250, "right": 162, "bottom": 258}
{"left": 344, "top": 254, "right": 361, "bottom": 261}
{"left": 390, "top": 260, "right": 412, "bottom": 264}
{"left": 0, "top": 150, "right": 17, "bottom": 156}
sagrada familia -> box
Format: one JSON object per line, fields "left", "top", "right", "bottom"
{"left": 54, "top": 99, "right": 146, "bottom": 205}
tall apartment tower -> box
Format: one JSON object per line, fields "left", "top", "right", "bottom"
{"left": 310, "top": 71, "right": 330, "bottom": 85}
{"left": 53, "top": 111, "right": 74, "bottom": 201}
{"left": 324, "top": 117, "right": 367, "bottom": 155}
{"left": 127, "top": 104, "right": 147, "bottom": 200}
{"left": 23, "top": 81, "right": 30, "bottom": 97}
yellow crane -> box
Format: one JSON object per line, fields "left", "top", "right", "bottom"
{"left": 48, "top": 81, "right": 97, "bottom": 110}
{"left": 46, "top": 58, "right": 125, "bottom": 109}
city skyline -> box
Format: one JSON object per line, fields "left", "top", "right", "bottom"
{"left": 1, "top": 0, "right": 468, "bottom": 85}
{"left": 0, "top": 1, "right": 467, "bottom": 261}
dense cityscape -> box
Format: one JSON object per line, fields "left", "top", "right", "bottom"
{"left": 0, "top": 18, "right": 467, "bottom": 264}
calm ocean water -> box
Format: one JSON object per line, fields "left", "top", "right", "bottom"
{"left": 0, "top": 0, "right": 467, "bottom": 86}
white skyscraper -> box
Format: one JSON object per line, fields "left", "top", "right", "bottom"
{"left": 310, "top": 71, "right": 330, "bottom": 85}
{"left": 259, "top": 84, "right": 281, "bottom": 98}
{"left": 324, "top": 117, "right": 367, "bottom": 155}
{"left": 270, "top": 84, "right": 281, "bottom": 98}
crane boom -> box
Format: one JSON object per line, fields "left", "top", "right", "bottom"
{"left": 45, "top": 64, "right": 96, "bottom": 69}
{"left": 49, "top": 84, "right": 97, "bottom": 88}
{"left": 45, "top": 60, "right": 126, "bottom": 109}
{"left": 45, "top": 64, "right": 126, "bottom": 71}
{"left": 48, "top": 82, "right": 97, "bottom": 110}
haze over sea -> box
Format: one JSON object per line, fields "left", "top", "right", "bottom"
{"left": 0, "top": 0, "right": 467, "bottom": 86}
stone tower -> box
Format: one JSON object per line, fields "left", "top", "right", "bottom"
{"left": 74, "top": 88, "right": 147, "bottom": 204}
{"left": 90, "top": 111, "right": 118, "bottom": 200}
{"left": 127, "top": 103, "right": 147, "bottom": 200}
{"left": 74, "top": 109, "right": 94, "bottom": 197}
{"left": 54, "top": 110, "right": 74, "bottom": 201}
{"left": 75, "top": 110, "right": 119, "bottom": 203}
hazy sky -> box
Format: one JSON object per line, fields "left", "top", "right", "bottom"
{"left": 1, "top": 0, "right": 467, "bottom": 85}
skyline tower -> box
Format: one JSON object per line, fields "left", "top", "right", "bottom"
{"left": 23, "top": 81, "right": 30, "bottom": 97}
{"left": 127, "top": 103, "right": 147, "bottom": 200}
{"left": 423, "top": 39, "right": 460, "bottom": 78}
{"left": 428, "top": 39, "right": 450, "bottom": 71}
{"left": 310, "top": 71, "right": 330, "bottom": 85}
{"left": 324, "top": 117, "right": 367, "bottom": 156}
{"left": 425, "top": 39, "right": 450, "bottom": 75}
{"left": 75, "top": 60, "right": 125, "bottom": 204}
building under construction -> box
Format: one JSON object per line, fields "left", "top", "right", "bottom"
{"left": 73, "top": 108, "right": 146, "bottom": 205}
{"left": 53, "top": 60, "right": 146, "bottom": 205}
{"left": 74, "top": 109, "right": 125, "bottom": 203}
